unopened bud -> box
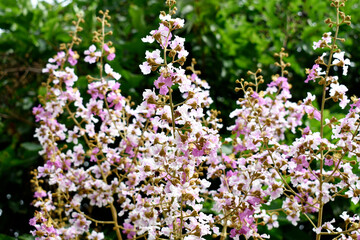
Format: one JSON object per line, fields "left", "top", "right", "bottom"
{"left": 169, "top": 49, "right": 176, "bottom": 58}
{"left": 324, "top": 18, "right": 332, "bottom": 24}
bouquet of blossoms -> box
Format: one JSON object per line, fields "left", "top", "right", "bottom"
{"left": 30, "top": 0, "right": 360, "bottom": 239}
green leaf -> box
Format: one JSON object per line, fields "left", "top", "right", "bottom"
{"left": 129, "top": 4, "right": 145, "bottom": 32}
{"left": 18, "top": 235, "right": 35, "bottom": 240}
{"left": 37, "top": 86, "right": 47, "bottom": 97}
{"left": 0, "top": 234, "right": 14, "bottom": 240}
{"left": 20, "top": 142, "right": 42, "bottom": 152}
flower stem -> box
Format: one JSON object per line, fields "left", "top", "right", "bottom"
{"left": 316, "top": 6, "right": 340, "bottom": 240}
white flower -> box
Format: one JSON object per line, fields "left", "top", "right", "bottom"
{"left": 159, "top": 14, "right": 171, "bottom": 21}
{"left": 145, "top": 49, "right": 164, "bottom": 64}
{"left": 340, "top": 211, "right": 350, "bottom": 221}
{"left": 88, "top": 230, "right": 104, "bottom": 240}
{"left": 333, "top": 51, "right": 351, "bottom": 76}
{"left": 141, "top": 35, "right": 155, "bottom": 43}
{"left": 139, "top": 62, "right": 151, "bottom": 75}
{"left": 313, "top": 227, "right": 322, "bottom": 234}
{"left": 104, "top": 64, "right": 121, "bottom": 80}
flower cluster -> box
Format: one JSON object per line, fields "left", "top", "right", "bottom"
{"left": 209, "top": 52, "right": 304, "bottom": 238}
{"left": 30, "top": 0, "right": 360, "bottom": 240}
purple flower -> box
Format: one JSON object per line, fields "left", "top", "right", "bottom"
{"left": 29, "top": 217, "right": 37, "bottom": 226}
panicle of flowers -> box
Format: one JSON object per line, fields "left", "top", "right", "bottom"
{"left": 119, "top": 1, "right": 223, "bottom": 238}
{"left": 30, "top": 0, "right": 360, "bottom": 239}
{"left": 31, "top": 10, "right": 134, "bottom": 240}
{"left": 271, "top": 0, "right": 360, "bottom": 238}
{"left": 211, "top": 49, "right": 305, "bottom": 239}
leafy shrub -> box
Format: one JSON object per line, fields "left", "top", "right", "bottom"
{"left": 8, "top": 0, "right": 360, "bottom": 239}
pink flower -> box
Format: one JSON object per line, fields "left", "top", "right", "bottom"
{"left": 313, "top": 32, "right": 332, "bottom": 50}
{"left": 305, "top": 64, "right": 320, "bottom": 83}
{"left": 149, "top": 24, "right": 172, "bottom": 48}
{"left": 107, "top": 91, "right": 125, "bottom": 110}
{"left": 68, "top": 49, "right": 79, "bottom": 66}
{"left": 154, "top": 72, "right": 174, "bottom": 95}
{"left": 34, "top": 189, "right": 47, "bottom": 198}
{"left": 103, "top": 44, "right": 116, "bottom": 61}
{"left": 169, "top": 36, "right": 188, "bottom": 58}
{"left": 123, "top": 223, "right": 136, "bottom": 239}
{"left": 145, "top": 49, "right": 164, "bottom": 64}
{"left": 84, "top": 44, "right": 101, "bottom": 64}
{"left": 49, "top": 51, "right": 66, "bottom": 66}
{"left": 329, "top": 83, "right": 349, "bottom": 109}
{"left": 268, "top": 76, "right": 290, "bottom": 90}
{"left": 90, "top": 147, "right": 99, "bottom": 162}
{"left": 324, "top": 158, "right": 333, "bottom": 166}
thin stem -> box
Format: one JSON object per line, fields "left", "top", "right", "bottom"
{"left": 73, "top": 207, "right": 118, "bottom": 226}
{"left": 110, "top": 204, "right": 123, "bottom": 240}
{"left": 180, "top": 195, "right": 184, "bottom": 240}
{"left": 319, "top": 227, "right": 360, "bottom": 236}
{"left": 220, "top": 212, "right": 228, "bottom": 240}
{"left": 316, "top": 6, "right": 340, "bottom": 240}
{"left": 303, "top": 212, "right": 317, "bottom": 229}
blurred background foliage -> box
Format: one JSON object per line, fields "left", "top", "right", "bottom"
{"left": 0, "top": 0, "right": 359, "bottom": 238}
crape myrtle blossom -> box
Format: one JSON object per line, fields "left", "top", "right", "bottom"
{"left": 84, "top": 44, "right": 101, "bottom": 64}
{"left": 32, "top": 4, "right": 222, "bottom": 240}
{"left": 139, "top": 61, "right": 152, "bottom": 75}
{"left": 305, "top": 64, "right": 321, "bottom": 83}
{"left": 31, "top": 1, "right": 360, "bottom": 239}
{"left": 88, "top": 231, "right": 105, "bottom": 240}
{"left": 68, "top": 49, "right": 79, "bottom": 66}
{"left": 49, "top": 51, "right": 66, "bottom": 66}
{"left": 30, "top": 12, "right": 142, "bottom": 239}
{"left": 313, "top": 215, "right": 360, "bottom": 238}
{"left": 130, "top": 4, "right": 222, "bottom": 238}
{"left": 313, "top": 32, "right": 332, "bottom": 50}
{"left": 103, "top": 43, "right": 116, "bottom": 61}
{"left": 222, "top": 71, "right": 306, "bottom": 236}
{"left": 139, "top": 13, "right": 186, "bottom": 76}
{"left": 224, "top": 38, "right": 360, "bottom": 237}
{"left": 42, "top": 51, "right": 67, "bottom": 73}
{"left": 104, "top": 63, "right": 121, "bottom": 80}
{"left": 329, "top": 82, "right": 350, "bottom": 109}
{"left": 332, "top": 51, "right": 351, "bottom": 76}
{"left": 303, "top": 92, "right": 321, "bottom": 120}
{"left": 42, "top": 62, "right": 59, "bottom": 73}
{"left": 170, "top": 35, "right": 189, "bottom": 58}
{"left": 31, "top": 55, "right": 135, "bottom": 238}
{"left": 139, "top": 49, "right": 164, "bottom": 75}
